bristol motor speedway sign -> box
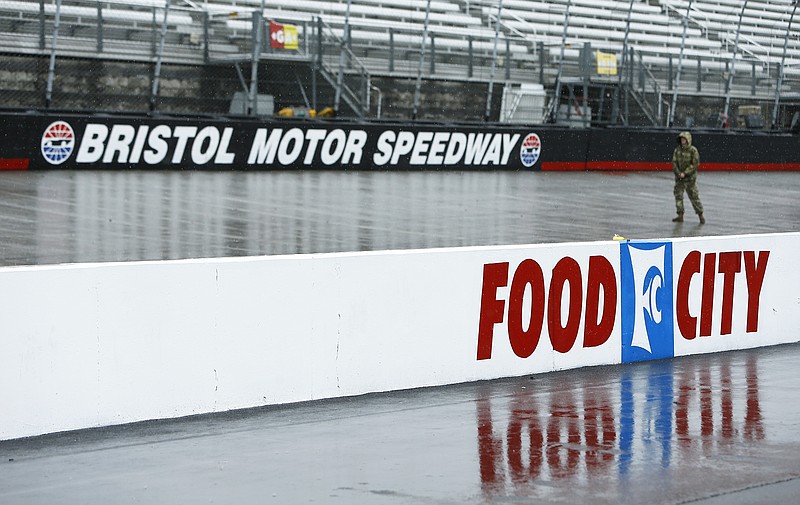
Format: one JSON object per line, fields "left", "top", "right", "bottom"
{"left": 3, "top": 111, "right": 800, "bottom": 171}
{"left": 31, "top": 117, "right": 542, "bottom": 170}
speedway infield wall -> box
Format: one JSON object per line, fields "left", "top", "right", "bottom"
{"left": 2, "top": 232, "right": 799, "bottom": 440}
{"left": 2, "top": 111, "right": 800, "bottom": 171}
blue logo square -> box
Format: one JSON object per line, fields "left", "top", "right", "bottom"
{"left": 620, "top": 242, "right": 675, "bottom": 363}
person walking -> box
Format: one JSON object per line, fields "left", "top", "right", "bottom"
{"left": 672, "top": 131, "right": 705, "bottom": 224}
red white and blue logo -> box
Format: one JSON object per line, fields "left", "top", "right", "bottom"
{"left": 519, "top": 133, "right": 541, "bottom": 168}
{"left": 41, "top": 121, "right": 75, "bottom": 165}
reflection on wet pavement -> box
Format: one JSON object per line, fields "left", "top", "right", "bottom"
{"left": 0, "top": 170, "right": 797, "bottom": 266}
{"left": 475, "top": 350, "right": 797, "bottom": 504}
{"left": 2, "top": 346, "right": 798, "bottom": 504}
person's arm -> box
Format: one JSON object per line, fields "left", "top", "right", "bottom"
{"left": 684, "top": 147, "right": 699, "bottom": 176}
{"left": 672, "top": 148, "right": 681, "bottom": 176}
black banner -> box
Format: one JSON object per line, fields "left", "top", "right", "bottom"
{"left": 1, "top": 112, "right": 797, "bottom": 171}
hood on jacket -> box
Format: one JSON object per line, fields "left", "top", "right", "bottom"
{"left": 677, "top": 131, "right": 693, "bottom": 147}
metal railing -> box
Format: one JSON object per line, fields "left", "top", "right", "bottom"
{"left": 309, "top": 18, "right": 372, "bottom": 118}
{"left": 0, "top": 0, "right": 797, "bottom": 128}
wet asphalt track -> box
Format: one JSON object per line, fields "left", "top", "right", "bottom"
{"left": 0, "top": 169, "right": 799, "bottom": 504}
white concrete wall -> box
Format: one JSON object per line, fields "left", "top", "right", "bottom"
{"left": 2, "top": 232, "right": 798, "bottom": 440}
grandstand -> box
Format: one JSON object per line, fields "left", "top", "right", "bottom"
{"left": 0, "top": 0, "right": 798, "bottom": 126}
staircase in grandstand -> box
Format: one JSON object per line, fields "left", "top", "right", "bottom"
{"left": 0, "top": 0, "right": 797, "bottom": 124}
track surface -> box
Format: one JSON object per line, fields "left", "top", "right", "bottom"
{"left": 0, "top": 170, "right": 798, "bottom": 504}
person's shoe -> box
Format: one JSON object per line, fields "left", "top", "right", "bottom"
{"left": 699, "top": 213, "right": 705, "bottom": 224}
{"left": 672, "top": 214, "right": 684, "bottom": 222}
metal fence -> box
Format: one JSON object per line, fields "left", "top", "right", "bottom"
{"left": 0, "top": 0, "right": 797, "bottom": 128}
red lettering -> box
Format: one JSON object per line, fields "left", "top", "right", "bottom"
{"left": 718, "top": 251, "right": 742, "bottom": 335}
{"left": 548, "top": 257, "right": 582, "bottom": 353}
{"left": 507, "top": 259, "right": 545, "bottom": 358}
{"left": 700, "top": 253, "right": 716, "bottom": 337}
{"left": 478, "top": 254, "right": 620, "bottom": 360}
{"left": 584, "top": 255, "right": 617, "bottom": 347}
{"left": 477, "top": 262, "right": 508, "bottom": 360}
{"left": 743, "top": 251, "right": 769, "bottom": 333}
{"left": 677, "top": 250, "right": 701, "bottom": 340}
{"left": 678, "top": 249, "right": 769, "bottom": 340}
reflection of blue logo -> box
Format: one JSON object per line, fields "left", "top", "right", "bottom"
{"left": 620, "top": 242, "right": 674, "bottom": 363}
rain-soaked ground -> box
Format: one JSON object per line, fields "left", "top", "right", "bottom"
{"left": 0, "top": 170, "right": 796, "bottom": 265}
{"left": 0, "top": 169, "right": 799, "bottom": 504}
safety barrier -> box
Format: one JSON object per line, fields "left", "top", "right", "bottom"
{"left": 2, "top": 232, "right": 798, "bottom": 440}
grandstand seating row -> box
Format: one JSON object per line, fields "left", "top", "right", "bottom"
{"left": 660, "top": 0, "right": 800, "bottom": 63}
{"left": 243, "top": 0, "right": 800, "bottom": 79}
{"left": 0, "top": 0, "right": 798, "bottom": 96}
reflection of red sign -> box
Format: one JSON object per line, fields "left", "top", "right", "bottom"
{"left": 477, "top": 352, "right": 764, "bottom": 495}
{"left": 270, "top": 20, "right": 298, "bottom": 49}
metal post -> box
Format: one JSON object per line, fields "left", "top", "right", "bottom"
{"left": 371, "top": 84, "right": 382, "bottom": 118}
{"left": 722, "top": 0, "right": 748, "bottom": 128}
{"left": 430, "top": 34, "right": 435, "bottom": 74}
{"left": 468, "top": 37, "right": 473, "bottom": 78}
{"left": 364, "top": 75, "right": 370, "bottom": 115}
{"left": 303, "top": 21, "right": 308, "bottom": 55}
{"left": 598, "top": 85, "right": 607, "bottom": 124}
{"left": 548, "top": 0, "right": 571, "bottom": 123}
{"left": 696, "top": 58, "right": 701, "bottom": 92}
{"left": 97, "top": 2, "right": 103, "bottom": 53}
{"left": 625, "top": 47, "right": 632, "bottom": 122}
{"left": 314, "top": 17, "right": 322, "bottom": 111}
{"left": 203, "top": 11, "right": 209, "bottom": 64}
{"left": 669, "top": 0, "right": 693, "bottom": 127}
{"left": 484, "top": 0, "right": 504, "bottom": 122}
{"left": 612, "top": 0, "right": 635, "bottom": 124}
{"left": 39, "top": 0, "right": 45, "bottom": 50}
{"left": 638, "top": 52, "right": 644, "bottom": 90}
{"left": 668, "top": 55, "right": 673, "bottom": 90}
{"left": 772, "top": 0, "right": 798, "bottom": 129}
{"left": 234, "top": 63, "right": 248, "bottom": 114}
{"left": 538, "top": 41, "right": 544, "bottom": 84}
{"left": 412, "top": 0, "right": 432, "bottom": 120}
{"left": 347, "top": 25, "right": 352, "bottom": 66}
{"left": 249, "top": 0, "right": 265, "bottom": 116}
{"left": 316, "top": 16, "right": 322, "bottom": 68}
{"left": 579, "top": 42, "right": 590, "bottom": 77}
{"left": 505, "top": 37, "right": 510, "bottom": 81}
{"left": 149, "top": 0, "right": 171, "bottom": 113}
{"left": 335, "top": 0, "right": 353, "bottom": 113}
{"left": 45, "top": 0, "right": 62, "bottom": 109}
{"left": 582, "top": 81, "right": 589, "bottom": 127}
{"left": 389, "top": 29, "right": 394, "bottom": 72}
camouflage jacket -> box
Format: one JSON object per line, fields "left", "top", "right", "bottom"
{"left": 672, "top": 131, "right": 699, "bottom": 178}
